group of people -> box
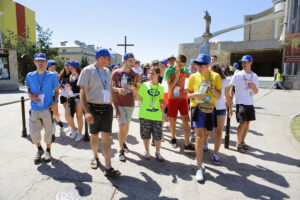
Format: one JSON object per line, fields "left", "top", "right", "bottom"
{"left": 25, "top": 49, "right": 259, "bottom": 182}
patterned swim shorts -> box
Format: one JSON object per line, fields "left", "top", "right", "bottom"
{"left": 139, "top": 118, "right": 162, "bottom": 141}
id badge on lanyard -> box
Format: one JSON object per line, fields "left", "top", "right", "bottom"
{"left": 102, "top": 89, "right": 110, "bottom": 103}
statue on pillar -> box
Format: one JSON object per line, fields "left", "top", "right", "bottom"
{"left": 204, "top": 10, "right": 211, "bottom": 34}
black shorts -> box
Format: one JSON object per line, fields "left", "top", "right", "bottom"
{"left": 236, "top": 104, "right": 255, "bottom": 123}
{"left": 89, "top": 104, "right": 113, "bottom": 134}
{"left": 60, "top": 96, "right": 67, "bottom": 104}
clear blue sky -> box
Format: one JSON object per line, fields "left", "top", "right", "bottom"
{"left": 15, "top": 0, "right": 273, "bottom": 63}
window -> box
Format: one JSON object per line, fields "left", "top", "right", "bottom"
{"left": 66, "top": 57, "right": 69, "bottom": 61}
{"left": 62, "top": 49, "right": 66, "bottom": 52}
{"left": 61, "top": 57, "right": 65, "bottom": 60}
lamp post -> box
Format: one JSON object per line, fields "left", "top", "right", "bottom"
{"left": 0, "top": 11, "right": 3, "bottom": 54}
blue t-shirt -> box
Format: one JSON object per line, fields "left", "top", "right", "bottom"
{"left": 25, "top": 70, "right": 60, "bottom": 110}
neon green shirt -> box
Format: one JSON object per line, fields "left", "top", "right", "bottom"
{"left": 276, "top": 73, "right": 281, "bottom": 82}
{"left": 138, "top": 82, "right": 164, "bottom": 121}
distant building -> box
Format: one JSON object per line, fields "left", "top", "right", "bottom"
{"left": 53, "top": 41, "right": 122, "bottom": 65}
{"left": 0, "top": 0, "right": 36, "bottom": 44}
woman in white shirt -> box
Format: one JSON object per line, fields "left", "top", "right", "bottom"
{"left": 209, "top": 63, "right": 232, "bottom": 165}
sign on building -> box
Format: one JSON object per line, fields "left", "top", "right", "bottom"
{"left": 284, "top": 33, "right": 300, "bottom": 63}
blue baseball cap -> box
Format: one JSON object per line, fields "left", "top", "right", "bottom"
{"left": 190, "top": 59, "right": 195, "bottom": 63}
{"left": 240, "top": 55, "right": 253, "bottom": 62}
{"left": 233, "top": 62, "right": 239, "bottom": 68}
{"left": 47, "top": 60, "right": 56, "bottom": 67}
{"left": 109, "top": 64, "right": 116, "bottom": 69}
{"left": 194, "top": 54, "right": 211, "bottom": 65}
{"left": 123, "top": 53, "right": 134, "bottom": 60}
{"left": 34, "top": 53, "right": 47, "bottom": 61}
{"left": 161, "top": 59, "right": 168, "bottom": 65}
{"left": 116, "top": 63, "right": 121, "bottom": 66}
{"left": 69, "top": 60, "right": 81, "bottom": 69}
{"left": 95, "top": 49, "right": 114, "bottom": 58}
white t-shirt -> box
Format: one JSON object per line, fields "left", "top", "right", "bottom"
{"left": 133, "top": 67, "right": 143, "bottom": 75}
{"left": 230, "top": 70, "right": 259, "bottom": 105}
{"left": 216, "top": 78, "right": 229, "bottom": 110}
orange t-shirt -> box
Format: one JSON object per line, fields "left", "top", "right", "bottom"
{"left": 168, "top": 72, "right": 190, "bottom": 99}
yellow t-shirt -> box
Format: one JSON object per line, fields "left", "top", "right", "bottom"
{"left": 187, "top": 71, "right": 223, "bottom": 107}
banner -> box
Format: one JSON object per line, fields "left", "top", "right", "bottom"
{"left": 284, "top": 33, "right": 300, "bottom": 63}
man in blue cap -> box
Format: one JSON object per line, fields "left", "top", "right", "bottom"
{"left": 77, "top": 48, "right": 121, "bottom": 177}
{"left": 187, "top": 54, "right": 222, "bottom": 182}
{"left": 233, "top": 62, "right": 240, "bottom": 74}
{"left": 112, "top": 52, "right": 141, "bottom": 162}
{"left": 25, "top": 53, "right": 60, "bottom": 164}
{"left": 229, "top": 55, "right": 259, "bottom": 153}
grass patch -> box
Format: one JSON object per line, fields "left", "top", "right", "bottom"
{"left": 291, "top": 115, "right": 300, "bottom": 142}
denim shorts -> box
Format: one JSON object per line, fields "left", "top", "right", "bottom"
{"left": 192, "top": 107, "right": 217, "bottom": 130}
{"left": 215, "top": 109, "right": 226, "bottom": 116}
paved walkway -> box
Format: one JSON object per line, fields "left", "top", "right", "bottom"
{"left": 0, "top": 89, "right": 299, "bottom": 200}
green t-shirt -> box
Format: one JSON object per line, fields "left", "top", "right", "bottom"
{"left": 276, "top": 73, "right": 281, "bottom": 81}
{"left": 138, "top": 82, "right": 164, "bottom": 121}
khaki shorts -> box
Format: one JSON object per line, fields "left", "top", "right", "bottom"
{"left": 118, "top": 106, "right": 134, "bottom": 124}
{"left": 29, "top": 110, "right": 53, "bottom": 144}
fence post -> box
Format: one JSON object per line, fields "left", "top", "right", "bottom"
{"left": 21, "top": 96, "right": 27, "bottom": 137}
{"left": 83, "top": 114, "right": 90, "bottom": 141}
{"left": 224, "top": 107, "right": 230, "bottom": 149}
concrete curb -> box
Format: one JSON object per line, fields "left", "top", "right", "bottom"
{"left": 285, "top": 114, "right": 300, "bottom": 153}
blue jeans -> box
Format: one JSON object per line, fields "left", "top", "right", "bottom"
{"left": 272, "top": 81, "right": 286, "bottom": 90}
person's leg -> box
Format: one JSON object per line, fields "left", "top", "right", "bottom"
{"left": 101, "top": 132, "right": 112, "bottom": 169}
{"left": 241, "top": 121, "right": 250, "bottom": 143}
{"left": 271, "top": 81, "right": 277, "bottom": 89}
{"left": 195, "top": 128, "right": 205, "bottom": 168}
{"left": 203, "top": 129, "right": 212, "bottom": 148}
{"left": 143, "top": 140, "right": 150, "bottom": 151}
{"left": 118, "top": 124, "right": 129, "bottom": 149}
{"left": 90, "top": 133, "right": 100, "bottom": 159}
{"left": 237, "top": 122, "right": 247, "bottom": 144}
{"left": 181, "top": 115, "right": 190, "bottom": 146}
{"left": 75, "top": 102, "right": 84, "bottom": 134}
{"left": 214, "top": 115, "right": 226, "bottom": 155}
{"left": 278, "top": 81, "right": 286, "bottom": 90}
{"left": 65, "top": 105, "right": 76, "bottom": 131}
{"left": 170, "top": 117, "right": 177, "bottom": 139}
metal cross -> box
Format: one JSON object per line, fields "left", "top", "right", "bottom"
{"left": 117, "top": 36, "right": 134, "bottom": 54}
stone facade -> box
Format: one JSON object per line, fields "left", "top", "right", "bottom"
{"left": 0, "top": 50, "right": 19, "bottom": 91}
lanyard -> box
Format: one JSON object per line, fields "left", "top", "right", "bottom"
{"left": 174, "top": 70, "right": 180, "bottom": 85}
{"left": 36, "top": 71, "right": 46, "bottom": 93}
{"left": 242, "top": 71, "right": 253, "bottom": 82}
{"left": 150, "top": 84, "right": 159, "bottom": 104}
{"left": 95, "top": 65, "right": 108, "bottom": 89}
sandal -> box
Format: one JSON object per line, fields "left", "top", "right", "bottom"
{"left": 241, "top": 141, "right": 249, "bottom": 150}
{"left": 104, "top": 167, "right": 121, "bottom": 177}
{"left": 155, "top": 152, "right": 164, "bottom": 162}
{"left": 90, "top": 158, "right": 100, "bottom": 169}
{"left": 237, "top": 144, "right": 245, "bottom": 153}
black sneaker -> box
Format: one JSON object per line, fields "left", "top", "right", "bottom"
{"left": 171, "top": 138, "right": 177, "bottom": 148}
{"left": 123, "top": 143, "right": 129, "bottom": 153}
{"left": 184, "top": 144, "right": 195, "bottom": 153}
{"left": 57, "top": 121, "right": 64, "bottom": 128}
{"left": 119, "top": 149, "right": 126, "bottom": 162}
{"left": 34, "top": 149, "right": 44, "bottom": 164}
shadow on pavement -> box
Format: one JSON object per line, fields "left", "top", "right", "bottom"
{"left": 108, "top": 172, "right": 178, "bottom": 200}
{"left": 229, "top": 126, "right": 263, "bottom": 136}
{"left": 127, "top": 150, "right": 194, "bottom": 183}
{"left": 37, "top": 158, "right": 92, "bottom": 197}
{"left": 205, "top": 166, "right": 289, "bottom": 199}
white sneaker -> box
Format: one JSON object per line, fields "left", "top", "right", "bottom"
{"left": 69, "top": 130, "right": 77, "bottom": 139}
{"left": 44, "top": 151, "right": 52, "bottom": 162}
{"left": 75, "top": 133, "right": 83, "bottom": 142}
{"left": 196, "top": 168, "right": 204, "bottom": 182}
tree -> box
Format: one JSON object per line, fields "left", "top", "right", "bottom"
{"left": 2, "top": 23, "right": 58, "bottom": 83}
{"left": 80, "top": 56, "right": 89, "bottom": 68}
{"left": 53, "top": 56, "right": 64, "bottom": 73}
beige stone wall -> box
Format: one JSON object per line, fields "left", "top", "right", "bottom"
{"left": 0, "top": 50, "right": 19, "bottom": 91}
{"left": 244, "top": 8, "right": 274, "bottom": 41}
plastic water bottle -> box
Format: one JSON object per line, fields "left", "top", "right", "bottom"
{"left": 196, "top": 82, "right": 207, "bottom": 103}
{"left": 121, "top": 74, "right": 130, "bottom": 93}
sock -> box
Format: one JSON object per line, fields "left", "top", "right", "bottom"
{"left": 46, "top": 148, "right": 51, "bottom": 152}
{"left": 38, "top": 146, "right": 43, "bottom": 151}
